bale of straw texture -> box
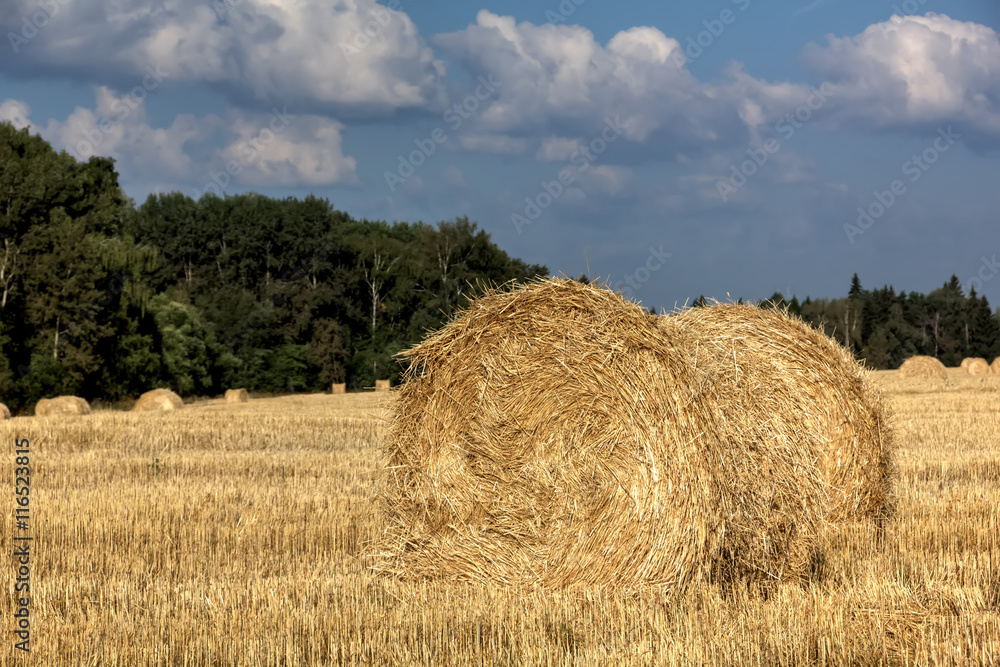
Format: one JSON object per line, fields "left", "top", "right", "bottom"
{"left": 660, "top": 303, "right": 895, "bottom": 530}
{"left": 899, "top": 355, "right": 947, "bottom": 380}
{"left": 132, "top": 388, "right": 183, "bottom": 412}
{"left": 225, "top": 388, "right": 250, "bottom": 403}
{"left": 374, "top": 278, "right": 829, "bottom": 591}
{"left": 962, "top": 357, "right": 989, "bottom": 375}
{"left": 0, "top": 403, "right": 9, "bottom": 420}
{"left": 36, "top": 396, "right": 91, "bottom": 416}
{"left": 375, "top": 380, "right": 391, "bottom": 392}
{"left": 331, "top": 383, "right": 346, "bottom": 395}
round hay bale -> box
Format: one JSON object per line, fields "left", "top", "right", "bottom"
{"left": 899, "top": 355, "right": 947, "bottom": 380}
{"left": 962, "top": 357, "right": 989, "bottom": 375}
{"left": 132, "top": 388, "right": 183, "bottom": 412}
{"left": 662, "top": 303, "right": 895, "bottom": 529}
{"left": 35, "top": 396, "right": 91, "bottom": 416}
{"left": 375, "top": 380, "right": 391, "bottom": 392}
{"left": 225, "top": 388, "right": 250, "bottom": 403}
{"left": 0, "top": 403, "right": 10, "bottom": 420}
{"left": 992, "top": 358, "right": 1000, "bottom": 375}
{"left": 331, "top": 383, "right": 346, "bottom": 395}
{"left": 374, "top": 279, "right": 829, "bottom": 591}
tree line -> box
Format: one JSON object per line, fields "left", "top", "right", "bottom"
{"left": 0, "top": 122, "right": 546, "bottom": 411}
{"left": 3, "top": 121, "right": 995, "bottom": 412}
{"left": 692, "top": 272, "right": 1000, "bottom": 370}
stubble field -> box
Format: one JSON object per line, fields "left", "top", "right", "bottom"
{"left": 1, "top": 369, "right": 998, "bottom": 665}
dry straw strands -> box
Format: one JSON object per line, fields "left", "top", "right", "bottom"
{"left": 961, "top": 357, "right": 989, "bottom": 376}
{"left": 899, "top": 355, "right": 947, "bottom": 380}
{"left": 0, "top": 403, "right": 9, "bottom": 420}
{"left": 332, "top": 383, "right": 347, "bottom": 395}
{"left": 373, "top": 278, "right": 889, "bottom": 592}
{"left": 225, "top": 388, "right": 250, "bottom": 403}
{"left": 375, "top": 380, "right": 391, "bottom": 392}
{"left": 662, "top": 303, "right": 895, "bottom": 530}
{"left": 132, "top": 388, "right": 184, "bottom": 412}
{"left": 35, "top": 396, "right": 91, "bottom": 416}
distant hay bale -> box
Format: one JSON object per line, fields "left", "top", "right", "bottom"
{"left": 375, "top": 380, "right": 391, "bottom": 392}
{"left": 331, "top": 383, "right": 346, "bottom": 395}
{"left": 0, "top": 403, "right": 9, "bottom": 420}
{"left": 992, "top": 358, "right": 1000, "bottom": 375}
{"left": 225, "top": 388, "right": 249, "bottom": 403}
{"left": 662, "top": 303, "right": 895, "bottom": 530}
{"left": 374, "top": 279, "right": 832, "bottom": 591}
{"left": 899, "top": 355, "right": 947, "bottom": 380}
{"left": 962, "top": 357, "right": 989, "bottom": 375}
{"left": 36, "top": 396, "right": 91, "bottom": 417}
{"left": 132, "top": 388, "right": 183, "bottom": 412}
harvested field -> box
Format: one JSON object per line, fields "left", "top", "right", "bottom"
{"left": 0, "top": 375, "right": 997, "bottom": 664}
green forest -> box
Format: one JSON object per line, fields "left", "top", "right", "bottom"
{"left": 2, "top": 121, "right": 998, "bottom": 412}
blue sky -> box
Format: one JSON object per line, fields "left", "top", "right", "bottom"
{"left": 2, "top": 0, "right": 999, "bottom": 311}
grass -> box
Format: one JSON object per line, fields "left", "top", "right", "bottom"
{"left": 1, "top": 371, "right": 998, "bottom": 665}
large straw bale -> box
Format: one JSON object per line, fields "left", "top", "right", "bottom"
{"left": 962, "top": 357, "right": 989, "bottom": 375}
{"left": 992, "top": 358, "right": 1000, "bottom": 375}
{"left": 899, "top": 355, "right": 947, "bottom": 380}
{"left": 225, "top": 388, "right": 249, "bottom": 403}
{"left": 661, "top": 303, "right": 895, "bottom": 529}
{"left": 35, "top": 396, "right": 91, "bottom": 416}
{"left": 374, "top": 279, "right": 830, "bottom": 591}
{"left": 375, "top": 380, "right": 391, "bottom": 392}
{"left": 132, "top": 388, "right": 183, "bottom": 412}
{"left": 0, "top": 403, "right": 9, "bottom": 420}
{"left": 331, "top": 383, "right": 346, "bottom": 395}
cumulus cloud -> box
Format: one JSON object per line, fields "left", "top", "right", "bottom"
{"left": 433, "top": 11, "right": 769, "bottom": 157}
{"left": 213, "top": 111, "right": 359, "bottom": 188}
{"left": 1, "top": 0, "right": 447, "bottom": 115}
{"left": 3, "top": 88, "right": 359, "bottom": 190}
{"left": 802, "top": 13, "right": 1000, "bottom": 140}
{"left": 0, "top": 99, "right": 32, "bottom": 129}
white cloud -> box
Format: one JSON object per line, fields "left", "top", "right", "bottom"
{"left": 3, "top": 88, "right": 358, "bottom": 190}
{"left": 216, "top": 112, "right": 359, "bottom": 187}
{"left": 536, "top": 137, "right": 581, "bottom": 162}
{"left": 802, "top": 13, "right": 1000, "bottom": 138}
{"left": 433, "top": 11, "right": 797, "bottom": 160}
{"left": 1, "top": 0, "right": 447, "bottom": 115}
{"left": 0, "top": 100, "right": 32, "bottom": 129}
